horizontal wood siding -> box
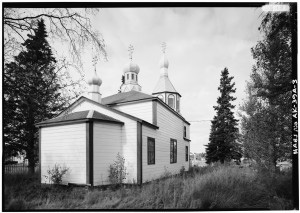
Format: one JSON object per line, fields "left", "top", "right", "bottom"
{"left": 41, "top": 123, "right": 86, "bottom": 184}
{"left": 112, "top": 101, "right": 153, "bottom": 124}
{"left": 142, "top": 103, "right": 190, "bottom": 182}
{"left": 93, "top": 122, "right": 122, "bottom": 186}
{"left": 71, "top": 100, "right": 137, "bottom": 183}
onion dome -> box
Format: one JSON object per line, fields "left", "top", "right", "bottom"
{"left": 88, "top": 71, "right": 102, "bottom": 86}
{"left": 159, "top": 54, "right": 169, "bottom": 69}
{"left": 123, "top": 61, "right": 140, "bottom": 74}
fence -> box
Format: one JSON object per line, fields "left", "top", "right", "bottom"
{"left": 4, "top": 164, "right": 39, "bottom": 174}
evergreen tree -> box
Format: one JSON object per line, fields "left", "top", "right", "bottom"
{"left": 4, "top": 19, "right": 65, "bottom": 173}
{"left": 240, "top": 8, "right": 293, "bottom": 172}
{"left": 205, "top": 68, "right": 242, "bottom": 164}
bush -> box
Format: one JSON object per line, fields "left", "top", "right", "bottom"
{"left": 44, "top": 164, "right": 69, "bottom": 184}
{"left": 108, "top": 153, "right": 128, "bottom": 186}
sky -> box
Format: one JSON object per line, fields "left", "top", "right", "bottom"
{"left": 76, "top": 7, "right": 263, "bottom": 153}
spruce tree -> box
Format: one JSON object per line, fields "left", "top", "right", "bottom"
{"left": 205, "top": 68, "right": 242, "bottom": 164}
{"left": 4, "top": 19, "right": 65, "bottom": 173}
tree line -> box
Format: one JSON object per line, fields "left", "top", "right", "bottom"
{"left": 206, "top": 4, "right": 294, "bottom": 174}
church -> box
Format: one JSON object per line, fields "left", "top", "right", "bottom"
{"left": 37, "top": 44, "right": 191, "bottom": 186}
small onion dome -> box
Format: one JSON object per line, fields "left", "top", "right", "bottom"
{"left": 123, "top": 61, "right": 140, "bottom": 74}
{"left": 88, "top": 71, "right": 102, "bottom": 86}
{"left": 159, "top": 54, "right": 169, "bottom": 69}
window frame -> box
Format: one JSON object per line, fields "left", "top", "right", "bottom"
{"left": 147, "top": 137, "right": 155, "bottom": 165}
{"left": 170, "top": 139, "right": 177, "bottom": 164}
{"left": 168, "top": 94, "right": 175, "bottom": 109}
{"left": 185, "top": 146, "right": 189, "bottom": 162}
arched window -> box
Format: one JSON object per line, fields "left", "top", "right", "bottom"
{"left": 131, "top": 73, "right": 134, "bottom": 80}
{"left": 176, "top": 96, "right": 180, "bottom": 113}
{"left": 158, "top": 95, "right": 163, "bottom": 101}
{"left": 168, "top": 94, "right": 175, "bottom": 109}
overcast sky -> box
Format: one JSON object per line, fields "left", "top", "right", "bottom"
{"left": 62, "top": 7, "right": 263, "bottom": 153}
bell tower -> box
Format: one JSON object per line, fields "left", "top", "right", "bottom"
{"left": 152, "top": 43, "right": 181, "bottom": 113}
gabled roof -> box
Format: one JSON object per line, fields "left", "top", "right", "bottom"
{"left": 36, "top": 110, "right": 124, "bottom": 127}
{"left": 51, "top": 96, "right": 159, "bottom": 129}
{"left": 152, "top": 76, "right": 178, "bottom": 94}
{"left": 102, "top": 90, "right": 153, "bottom": 105}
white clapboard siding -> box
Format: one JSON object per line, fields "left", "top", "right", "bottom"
{"left": 112, "top": 101, "right": 152, "bottom": 124}
{"left": 70, "top": 100, "right": 137, "bottom": 183}
{"left": 41, "top": 123, "right": 86, "bottom": 185}
{"left": 93, "top": 122, "right": 122, "bottom": 186}
{"left": 142, "top": 102, "right": 190, "bottom": 183}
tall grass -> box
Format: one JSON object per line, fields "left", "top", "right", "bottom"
{"left": 4, "top": 165, "right": 293, "bottom": 210}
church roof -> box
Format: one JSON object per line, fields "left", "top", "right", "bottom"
{"left": 36, "top": 110, "right": 124, "bottom": 127}
{"left": 102, "top": 90, "right": 153, "bottom": 105}
{"left": 152, "top": 76, "right": 178, "bottom": 94}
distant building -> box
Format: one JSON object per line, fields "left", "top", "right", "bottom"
{"left": 37, "top": 45, "right": 191, "bottom": 186}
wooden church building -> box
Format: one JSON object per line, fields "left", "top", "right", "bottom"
{"left": 37, "top": 45, "right": 191, "bottom": 186}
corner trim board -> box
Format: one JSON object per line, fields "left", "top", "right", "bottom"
{"left": 39, "top": 128, "right": 41, "bottom": 183}
{"left": 152, "top": 100, "right": 157, "bottom": 126}
{"left": 86, "top": 121, "right": 94, "bottom": 186}
{"left": 137, "top": 122, "right": 143, "bottom": 185}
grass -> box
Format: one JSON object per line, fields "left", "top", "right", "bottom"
{"left": 4, "top": 164, "right": 293, "bottom": 210}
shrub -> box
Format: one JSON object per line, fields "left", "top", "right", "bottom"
{"left": 108, "top": 153, "right": 128, "bottom": 186}
{"left": 179, "top": 166, "right": 185, "bottom": 177}
{"left": 44, "top": 164, "right": 69, "bottom": 184}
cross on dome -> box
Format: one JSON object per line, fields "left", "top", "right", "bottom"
{"left": 92, "top": 56, "right": 98, "bottom": 72}
{"left": 128, "top": 44, "right": 134, "bottom": 61}
{"left": 161, "top": 42, "right": 166, "bottom": 53}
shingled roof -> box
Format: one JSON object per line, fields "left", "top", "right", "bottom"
{"left": 152, "top": 76, "right": 178, "bottom": 94}
{"left": 102, "top": 90, "right": 154, "bottom": 105}
{"left": 36, "top": 110, "right": 124, "bottom": 127}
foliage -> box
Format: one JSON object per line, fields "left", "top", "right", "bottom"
{"left": 240, "top": 6, "right": 293, "bottom": 172}
{"left": 44, "top": 164, "right": 69, "bottom": 184}
{"left": 4, "top": 8, "right": 106, "bottom": 66}
{"left": 205, "top": 68, "right": 242, "bottom": 164}
{"left": 108, "top": 153, "right": 128, "bottom": 186}
{"left": 3, "top": 20, "right": 66, "bottom": 173}
{"left": 4, "top": 165, "right": 293, "bottom": 210}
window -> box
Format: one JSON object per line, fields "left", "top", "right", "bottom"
{"left": 170, "top": 139, "right": 177, "bottom": 163}
{"left": 184, "top": 126, "right": 187, "bottom": 138}
{"left": 168, "top": 94, "right": 175, "bottom": 109}
{"left": 185, "top": 146, "right": 188, "bottom": 161}
{"left": 127, "top": 73, "right": 129, "bottom": 80}
{"left": 148, "top": 137, "right": 155, "bottom": 165}
{"left": 176, "top": 97, "right": 180, "bottom": 113}
{"left": 132, "top": 73, "right": 134, "bottom": 80}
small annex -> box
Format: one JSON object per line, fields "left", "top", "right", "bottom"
{"left": 37, "top": 46, "right": 191, "bottom": 186}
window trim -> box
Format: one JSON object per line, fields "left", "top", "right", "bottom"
{"left": 147, "top": 137, "right": 155, "bottom": 165}
{"left": 170, "top": 139, "right": 177, "bottom": 164}
{"left": 168, "top": 94, "right": 175, "bottom": 109}
{"left": 185, "top": 146, "right": 189, "bottom": 162}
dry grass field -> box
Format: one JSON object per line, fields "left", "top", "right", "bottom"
{"left": 4, "top": 164, "right": 293, "bottom": 210}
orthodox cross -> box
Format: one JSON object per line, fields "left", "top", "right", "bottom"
{"left": 161, "top": 42, "right": 166, "bottom": 53}
{"left": 92, "top": 56, "right": 98, "bottom": 72}
{"left": 128, "top": 44, "right": 134, "bottom": 61}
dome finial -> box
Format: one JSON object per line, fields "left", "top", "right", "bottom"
{"left": 128, "top": 44, "right": 134, "bottom": 61}
{"left": 161, "top": 42, "right": 166, "bottom": 54}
